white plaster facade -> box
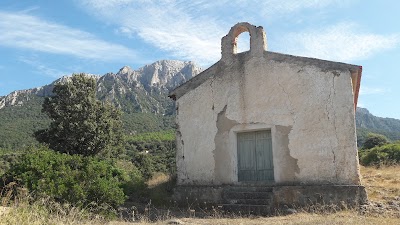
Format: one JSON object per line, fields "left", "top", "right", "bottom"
{"left": 170, "top": 23, "right": 362, "bottom": 187}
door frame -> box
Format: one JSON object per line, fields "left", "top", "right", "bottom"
{"left": 229, "top": 123, "right": 276, "bottom": 184}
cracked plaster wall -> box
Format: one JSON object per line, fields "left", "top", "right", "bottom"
{"left": 175, "top": 52, "right": 361, "bottom": 186}
{"left": 174, "top": 23, "right": 360, "bottom": 186}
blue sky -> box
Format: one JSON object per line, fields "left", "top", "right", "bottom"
{"left": 0, "top": 0, "right": 399, "bottom": 119}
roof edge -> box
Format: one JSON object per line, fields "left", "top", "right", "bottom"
{"left": 169, "top": 51, "right": 362, "bottom": 100}
{"left": 353, "top": 66, "right": 362, "bottom": 110}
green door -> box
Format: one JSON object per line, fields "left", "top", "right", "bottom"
{"left": 237, "top": 130, "right": 274, "bottom": 182}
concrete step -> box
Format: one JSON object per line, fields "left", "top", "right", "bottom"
{"left": 224, "top": 186, "right": 273, "bottom": 192}
{"left": 220, "top": 186, "right": 274, "bottom": 215}
{"left": 220, "top": 204, "right": 271, "bottom": 215}
{"left": 223, "top": 191, "right": 273, "bottom": 199}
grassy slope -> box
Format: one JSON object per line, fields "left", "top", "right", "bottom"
{"left": 361, "top": 166, "right": 400, "bottom": 202}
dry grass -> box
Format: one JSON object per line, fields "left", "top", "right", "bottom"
{"left": 130, "top": 212, "right": 400, "bottom": 225}
{"left": 1, "top": 166, "right": 400, "bottom": 224}
{"left": 0, "top": 206, "right": 9, "bottom": 216}
{"left": 147, "top": 172, "right": 171, "bottom": 188}
{"left": 0, "top": 183, "right": 109, "bottom": 225}
{"left": 361, "top": 165, "right": 400, "bottom": 202}
{"left": 0, "top": 200, "right": 108, "bottom": 225}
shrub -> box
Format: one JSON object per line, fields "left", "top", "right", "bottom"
{"left": 362, "top": 133, "right": 389, "bottom": 150}
{"left": 0, "top": 148, "right": 22, "bottom": 177}
{"left": 360, "top": 143, "right": 400, "bottom": 166}
{"left": 2, "top": 146, "right": 127, "bottom": 208}
{"left": 114, "top": 159, "right": 147, "bottom": 201}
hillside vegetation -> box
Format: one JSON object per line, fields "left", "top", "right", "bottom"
{"left": 356, "top": 108, "right": 400, "bottom": 145}
{"left": 0, "top": 74, "right": 177, "bottom": 220}
{"left": 1, "top": 165, "right": 399, "bottom": 224}
{"left": 0, "top": 60, "right": 198, "bottom": 149}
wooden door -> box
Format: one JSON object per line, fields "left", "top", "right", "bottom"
{"left": 237, "top": 130, "right": 274, "bottom": 182}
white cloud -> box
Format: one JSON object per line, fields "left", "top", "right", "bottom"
{"left": 77, "top": 0, "right": 346, "bottom": 65}
{"left": 18, "top": 6, "right": 40, "bottom": 14}
{"left": 76, "top": 0, "right": 398, "bottom": 65}
{"left": 257, "top": 0, "right": 347, "bottom": 17}
{"left": 279, "top": 23, "right": 400, "bottom": 62}
{"left": 359, "top": 86, "right": 388, "bottom": 95}
{"left": 19, "top": 56, "right": 69, "bottom": 78}
{"left": 78, "top": 0, "right": 225, "bottom": 64}
{"left": 0, "top": 11, "right": 137, "bottom": 61}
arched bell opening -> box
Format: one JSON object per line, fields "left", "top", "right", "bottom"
{"left": 221, "top": 22, "right": 267, "bottom": 62}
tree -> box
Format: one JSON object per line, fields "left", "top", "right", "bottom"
{"left": 35, "top": 74, "right": 123, "bottom": 157}
{"left": 362, "top": 133, "right": 389, "bottom": 150}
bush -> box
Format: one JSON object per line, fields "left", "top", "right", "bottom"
{"left": 0, "top": 148, "right": 22, "bottom": 177}
{"left": 362, "top": 133, "right": 389, "bottom": 150}
{"left": 114, "top": 159, "right": 147, "bottom": 201}
{"left": 2, "top": 146, "right": 127, "bottom": 208}
{"left": 360, "top": 142, "right": 400, "bottom": 166}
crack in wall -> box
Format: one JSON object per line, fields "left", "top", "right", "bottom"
{"left": 331, "top": 75, "right": 339, "bottom": 181}
{"left": 277, "top": 74, "right": 295, "bottom": 124}
{"left": 210, "top": 76, "right": 215, "bottom": 112}
{"left": 176, "top": 126, "right": 189, "bottom": 183}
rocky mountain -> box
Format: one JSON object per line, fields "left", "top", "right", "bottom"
{"left": 356, "top": 107, "right": 400, "bottom": 145}
{"left": 0, "top": 60, "right": 200, "bottom": 114}
{"left": 356, "top": 108, "right": 400, "bottom": 132}
{"left": 0, "top": 60, "right": 201, "bottom": 148}
{"left": 1, "top": 59, "right": 400, "bottom": 149}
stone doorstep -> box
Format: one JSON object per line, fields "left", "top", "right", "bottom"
{"left": 221, "top": 185, "right": 274, "bottom": 214}
{"left": 223, "top": 191, "right": 273, "bottom": 200}
{"left": 223, "top": 186, "right": 274, "bottom": 192}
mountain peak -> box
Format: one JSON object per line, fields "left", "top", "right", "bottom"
{"left": 134, "top": 60, "right": 201, "bottom": 90}
{"left": 0, "top": 60, "right": 201, "bottom": 111}
{"left": 356, "top": 107, "right": 370, "bottom": 115}
{"left": 118, "top": 66, "right": 133, "bottom": 75}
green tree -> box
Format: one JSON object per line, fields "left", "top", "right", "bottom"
{"left": 35, "top": 74, "right": 123, "bottom": 157}
{"left": 362, "top": 133, "right": 389, "bottom": 150}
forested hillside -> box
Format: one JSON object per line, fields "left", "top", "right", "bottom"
{"left": 356, "top": 107, "right": 400, "bottom": 146}
{"left": 0, "top": 60, "right": 199, "bottom": 148}
{"left": 0, "top": 60, "right": 399, "bottom": 149}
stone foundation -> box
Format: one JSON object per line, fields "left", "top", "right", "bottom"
{"left": 173, "top": 185, "right": 368, "bottom": 212}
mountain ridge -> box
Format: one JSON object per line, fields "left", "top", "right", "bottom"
{"left": 0, "top": 60, "right": 201, "bottom": 148}
{"left": 0, "top": 59, "right": 399, "bottom": 148}
{"left": 0, "top": 60, "right": 201, "bottom": 113}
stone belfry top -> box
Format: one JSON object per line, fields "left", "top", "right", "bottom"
{"left": 170, "top": 22, "right": 362, "bottom": 108}
{"left": 221, "top": 22, "right": 266, "bottom": 63}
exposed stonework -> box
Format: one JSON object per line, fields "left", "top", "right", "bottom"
{"left": 170, "top": 22, "right": 365, "bottom": 210}
{"left": 275, "top": 125, "right": 299, "bottom": 183}
{"left": 214, "top": 105, "right": 239, "bottom": 183}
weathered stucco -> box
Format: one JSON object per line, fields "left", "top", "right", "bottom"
{"left": 171, "top": 22, "right": 362, "bottom": 187}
